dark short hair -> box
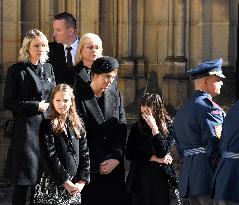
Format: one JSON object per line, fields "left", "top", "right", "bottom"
{"left": 54, "top": 12, "right": 76, "bottom": 29}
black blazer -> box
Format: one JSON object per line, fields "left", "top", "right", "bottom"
{"left": 3, "top": 62, "right": 55, "bottom": 185}
{"left": 48, "top": 42, "right": 75, "bottom": 86}
{"left": 74, "top": 83, "right": 127, "bottom": 173}
{"left": 39, "top": 119, "right": 90, "bottom": 185}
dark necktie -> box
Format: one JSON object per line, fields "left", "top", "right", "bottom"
{"left": 66, "top": 46, "right": 73, "bottom": 68}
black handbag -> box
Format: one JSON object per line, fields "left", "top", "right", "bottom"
{"left": 2, "top": 119, "right": 15, "bottom": 138}
{"left": 33, "top": 172, "right": 81, "bottom": 205}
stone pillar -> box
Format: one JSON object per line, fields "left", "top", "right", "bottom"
{"left": 80, "top": 0, "right": 99, "bottom": 35}
{"left": 167, "top": 0, "right": 174, "bottom": 58}
{"left": 21, "top": 0, "right": 40, "bottom": 39}
{"left": 174, "top": 0, "right": 186, "bottom": 59}
{"left": 117, "top": 0, "right": 131, "bottom": 58}
{"left": 134, "top": 0, "right": 144, "bottom": 57}
{"left": 39, "top": 0, "right": 52, "bottom": 39}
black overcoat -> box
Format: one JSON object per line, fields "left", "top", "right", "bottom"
{"left": 39, "top": 119, "right": 90, "bottom": 185}
{"left": 48, "top": 42, "right": 75, "bottom": 86}
{"left": 74, "top": 82, "right": 127, "bottom": 205}
{"left": 3, "top": 62, "right": 55, "bottom": 185}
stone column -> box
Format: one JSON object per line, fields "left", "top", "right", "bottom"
{"left": 167, "top": 0, "right": 174, "bottom": 58}
{"left": 80, "top": 0, "right": 99, "bottom": 35}
{"left": 21, "top": 0, "right": 40, "bottom": 39}
{"left": 134, "top": 0, "right": 144, "bottom": 57}
{"left": 117, "top": 0, "right": 131, "bottom": 58}
{"left": 174, "top": 0, "right": 186, "bottom": 59}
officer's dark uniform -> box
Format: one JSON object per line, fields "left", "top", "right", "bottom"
{"left": 173, "top": 59, "right": 225, "bottom": 205}
{"left": 211, "top": 100, "right": 239, "bottom": 205}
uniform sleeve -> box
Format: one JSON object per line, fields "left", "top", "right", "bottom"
{"left": 201, "top": 107, "right": 223, "bottom": 169}
{"left": 3, "top": 66, "right": 39, "bottom": 115}
{"left": 39, "top": 120, "right": 70, "bottom": 186}
{"left": 75, "top": 134, "right": 90, "bottom": 184}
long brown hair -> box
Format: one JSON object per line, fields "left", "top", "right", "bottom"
{"left": 49, "top": 84, "right": 85, "bottom": 138}
{"left": 138, "top": 93, "right": 171, "bottom": 137}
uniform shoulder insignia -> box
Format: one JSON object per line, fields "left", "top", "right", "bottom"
{"left": 211, "top": 110, "right": 222, "bottom": 115}
{"left": 214, "top": 124, "right": 222, "bottom": 139}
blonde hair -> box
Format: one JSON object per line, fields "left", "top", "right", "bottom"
{"left": 76, "top": 33, "right": 103, "bottom": 64}
{"left": 49, "top": 84, "right": 85, "bottom": 138}
{"left": 18, "top": 29, "right": 49, "bottom": 63}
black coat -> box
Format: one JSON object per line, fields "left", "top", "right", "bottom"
{"left": 3, "top": 62, "right": 55, "bottom": 185}
{"left": 48, "top": 42, "right": 75, "bottom": 86}
{"left": 125, "top": 121, "right": 174, "bottom": 204}
{"left": 74, "top": 82, "right": 127, "bottom": 205}
{"left": 39, "top": 119, "right": 90, "bottom": 185}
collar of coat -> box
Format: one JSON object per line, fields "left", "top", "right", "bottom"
{"left": 82, "top": 83, "right": 118, "bottom": 125}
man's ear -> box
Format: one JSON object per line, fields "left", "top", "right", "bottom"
{"left": 69, "top": 28, "right": 75, "bottom": 35}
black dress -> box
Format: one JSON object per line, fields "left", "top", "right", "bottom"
{"left": 125, "top": 121, "right": 175, "bottom": 205}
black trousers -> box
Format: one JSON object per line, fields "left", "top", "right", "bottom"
{"left": 12, "top": 185, "right": 34, "bottom": 205}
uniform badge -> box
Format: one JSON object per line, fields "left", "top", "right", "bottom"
{"left": 214, "top": 125, "right": 222, "bottom": 139}
{"left": 211, "top": 110, "right": 222, "bottom": 115}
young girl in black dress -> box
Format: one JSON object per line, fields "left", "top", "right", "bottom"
{"left": 34, "top": 84, "right": 90, "bottom": 204}
{"left": 126, "top": 93, "right": 178, "bottom": 205}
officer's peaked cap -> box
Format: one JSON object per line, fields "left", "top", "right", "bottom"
{"left": 186, "top": 58, "right": 225, "bottom": 80}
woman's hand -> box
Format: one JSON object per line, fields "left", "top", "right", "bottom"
{"left": 99, "top": 159, "right": 120, "bottom": 174}
{"left": 63, "top": 180, "right": 78, "bottom": 195}
{"left": 150, "top": 154, "right": 173, "bottom": 165}
{"left": 38, "top": 100, "right": 49, "bottom": 112}
{"left": 72, "top": 180, "right": 86, "bottom": 195}
{"left": 142, "top": 108, "right": 159, "bottom": 135}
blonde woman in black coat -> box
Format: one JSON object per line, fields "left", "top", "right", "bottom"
{"left": 74, "top": 56, "right": 127, "bottom": 205}
{"left": 3, "top": 29, "right": 55, "bottom": 205}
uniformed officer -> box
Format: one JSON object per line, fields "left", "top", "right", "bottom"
{"left": 173, "top": 58, "right": 225, "bottom": 205}
{"left": 211, "top": 100, "right": 239, "bottom": 205}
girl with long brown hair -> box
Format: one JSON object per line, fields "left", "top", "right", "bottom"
{"left": 126, "top": 93, "right": 179, "bottom": 205}
{"left": 34, "top": 84, "right": 90, "bottom": 204}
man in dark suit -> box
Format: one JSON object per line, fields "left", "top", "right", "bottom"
{"left": 49, "top": 12, "right": 79, "bottom": 86}
{"left": 173, "top": 59, "right": 225, "bottom": 205}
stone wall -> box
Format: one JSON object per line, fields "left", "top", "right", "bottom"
{"left": 0, "top": 0, "right": 238, "bottom": 179}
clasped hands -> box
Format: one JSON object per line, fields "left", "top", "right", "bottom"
{"left": 64, "top": 180, "right": 85, "bottom": 196}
